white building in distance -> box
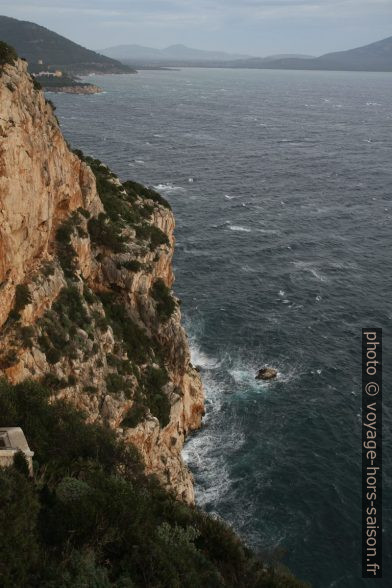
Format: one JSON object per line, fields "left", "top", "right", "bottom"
{"left": 0, "top": 428, "right": 34, "bottom": 475}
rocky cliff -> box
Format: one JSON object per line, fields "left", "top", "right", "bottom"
{"left": 0, "top": 57, "right": 204, "bottom": 503}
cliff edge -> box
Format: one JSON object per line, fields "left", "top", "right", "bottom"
{"left": 0, "top": 56, "right": 204, "bottom": 503}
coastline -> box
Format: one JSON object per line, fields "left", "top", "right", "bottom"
{"left": 43, "top": 84, "right": 103, "bottom": 94}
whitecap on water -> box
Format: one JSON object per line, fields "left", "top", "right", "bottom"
{"left": 153, "top": 183, "right": 186, "bottom": 195}
{"left": 229, "top": 225, "right": 251, "bottom": 233}
{"left": 293, "top": 261, "right": 327, "bottom": 283}
{"left": 190, "top": 343, "right": 220, "bottom": 370}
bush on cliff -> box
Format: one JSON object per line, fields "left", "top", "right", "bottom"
{"left": 0, "top": 379, "right": 307, "bottom": 588}
{"left": 0, "top": 41, "right": 17, "bottom": 70}
{"left": 8, "top": 284, "right": 32, "bottom": 321}
{"left": 152, "top": 278, "right": 176, "bottom": 321}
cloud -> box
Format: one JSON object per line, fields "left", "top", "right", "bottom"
{"left": 1, "top": 0, "right": 391, "bottom": 54}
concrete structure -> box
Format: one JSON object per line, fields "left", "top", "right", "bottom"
{"left": 0, "top": 428, "right": 34, "bottom": 475}
{"left": 32, "top": 70, "right": 63, "bottom": 78}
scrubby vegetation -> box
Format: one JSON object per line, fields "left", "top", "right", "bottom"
{"left": 97, "top": 291, "right": 171, "bottom": 424}
{"left": 140, "top": 365, "right": 171, "bottom": 427}
{"left": 123, "top": 179, "right": 171, "bottom": 210}
{"left": 73, "top": 150, "right": 170, "bottom": 252}
{"left": 37, "top": 285, "right": 95, "bottom": 365}
{"left": 55, "top": 210, "right": 88, "bottom": 277}
{"left": 9, "top": 284, "right": 32, "bottom": 321}
{"left": 152, "top": 278, "right": 176, "bottom": 321}
{"left": 0, "top": 41, "right": 17, "bottom": 71}
{"left": 88, "top": 212, "right": 126, "bottom": 253}
{"left": 0, "top": 379, "right": 308, "bottom": 588}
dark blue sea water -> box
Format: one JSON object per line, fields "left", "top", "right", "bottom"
{"left": 51, "top": 68, "right": 392, "bottom": 587}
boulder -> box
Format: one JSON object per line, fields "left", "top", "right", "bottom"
{"left": 256, "top": 367, "right": 278, "bottom": 381}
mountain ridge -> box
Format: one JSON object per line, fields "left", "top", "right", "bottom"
{"left": 0, "top": 15, "right": 135, "bottom": 74}
{"left": 226, "top": 35, "right": 392, "bottom": 72}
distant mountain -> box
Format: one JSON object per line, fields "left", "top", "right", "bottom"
{"left": 0, "top": 15, "right": 134, "bottom": 74}
{"left": 102, "top": 43, "right": 253, "bottom": 63}
{"left": 232, "top": 36, "right": 392, "bottom": 72}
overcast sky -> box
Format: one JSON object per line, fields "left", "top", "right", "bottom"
{"left": 1, "top": 1, "right": 391, "bottom": 56}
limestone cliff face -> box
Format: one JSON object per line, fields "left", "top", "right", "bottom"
{"left": 0, "top": 59, "right": 102, "bottom": 327}
{"left": 0, "top": 59, "right": 204, "bottom": 503}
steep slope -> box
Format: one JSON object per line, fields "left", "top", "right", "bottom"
{"left": 231, "top": 35, "right": 392, "bottom": 72}
{"left": 0, "top": 47, "right": 309, "bottom": 588}
{"left": 0, "top": 15, "right": 134, "bottom": 74}
{"left": 0, "top": 53, "right": 203, "bottom": 503}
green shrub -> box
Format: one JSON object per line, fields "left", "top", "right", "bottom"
{"left": 53, "top": 286, "right": 90, "bottom": 330}
{"left": 88, "top": 214, "right": 126, "bottom": 253}
{"left": 41, "top": 374, "right": 69, "bottom": 391}
{"left": 0, "top": 349, "right": 19, "bottom": 369}
{"left": 0, "top": 379, "right": 307, "bottom": 588}
{"left": 83, "top": 385, "right": 98, "bottom": 395}
{"left": 0, "top": 467, "right": 39, "bottom": 586}
{"left": 136, "top": 223, "right": 169, "bottom": 250}
{"left": 123, "top": 180, "right": 171, "bottom": 210}
{"left": 0, "top": 41, "right": 17, "bottom": 68}
{"left": 141, "top": 366, "right": 170, "bottom": 428}
{"left": 42, "top": 261, "right": 56, "bottom": 277}
{"left": 37, "top": 286, "right": 92, "bottom": 364}
{"left": 13, "top": 450, "right": 30, "bottom": 477}
{"left": 32, "top": 78, "right": 42, "bottom": 91}
{"left": 20, "top": 325, "right": 35, "bottom": 348}
{"left": 121, "top": 403, "right": 147, "bottom": 428}
{"left": 151, "top": 278, "right": 176, "bottom": 321}
{"left": 106, "top": 373, "right": 127, "bottom": 395}
{"left": 55, "top": 218, "right": 78, "bottom": 277}
{"left": 9, "top": 284, "right": 32, "bottom": 321}
{"left": 117, "top": 259, "right": 143, "bottom": 272}
{"left": 98, "top": 293, "right": 151, "bottom": 364}
{"left": 46, "top": 347, "right": 61, "bottom": 365}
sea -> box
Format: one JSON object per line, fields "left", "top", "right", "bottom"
{"left": 50, "top": 67, "right": 392, "bottom": 587}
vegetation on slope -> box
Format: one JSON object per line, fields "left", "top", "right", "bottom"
{"left": 0, "top": 15, "right": 133, "bottom": 74}
{"left": 0, "top": 40, "right": 17, "bottom": 71}
{"left": 0, "top": 380, "right": 308, "bottom": 588}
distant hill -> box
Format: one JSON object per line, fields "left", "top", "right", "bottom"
{"left": 102, "top": 43, "right": 253, "bottom": 63}
{"left": 231, "top": 36, "right": 392, "bottom": 72}
{"left": 0, "top": 15, "right": 134, "bottom": 74}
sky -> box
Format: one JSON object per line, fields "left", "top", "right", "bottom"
{"left": 0, "top": 0, "right": 391, "bottom": 56}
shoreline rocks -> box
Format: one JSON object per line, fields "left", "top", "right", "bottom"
{"left": 44, "top": 84, "right": 103, "bottom": 94}
{"left": 256, "top": 367, "right": 278, "bottom": 381}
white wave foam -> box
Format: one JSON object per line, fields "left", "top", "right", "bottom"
{"left": 293, "top": 261, "right": 327, "bottom": 282}
{"left": 257, "top": 228, "right": 278, "bottom": 235}
{"left": 153, "top": 183, "right": 186, "bottom": 195}
{"left": 190, "top": 343, "right": 219, "bottom": 370}
{"left": 229, "top": 225, "right": 251, "bottom": 233}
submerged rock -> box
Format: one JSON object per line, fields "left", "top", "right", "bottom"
{"left": 255, "top": 367, "right": 278, "bottom": 381}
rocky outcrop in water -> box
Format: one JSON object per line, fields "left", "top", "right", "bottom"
{"left": 0, "top": 57, "right": 204, "bottom": 503}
